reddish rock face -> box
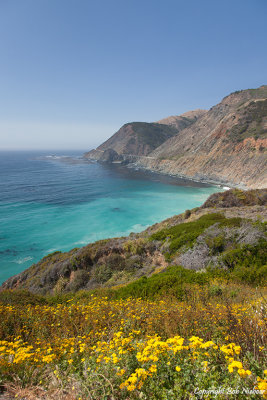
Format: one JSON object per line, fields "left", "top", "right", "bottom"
{"left": 235, "top": 138, "right": 267, "bottom": 152}
{"left": 135, "top": 87, "right": 267, "bottom": 189}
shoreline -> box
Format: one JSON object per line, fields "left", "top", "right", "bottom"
{"left": 127, "top": 162, "right": 245, "bottom": 190}
{"left": 84, "top": 155, "right": 247, "bottom": 191}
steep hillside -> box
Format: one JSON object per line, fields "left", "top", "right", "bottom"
{"left": 157, "top": 109, "right": 206, "bottom": 130}
{"left": 84, "top": 86, "right": 267, "bottom": 188}
{"left": 84, "top": 111, "right": 203, "bottom": 162}
{"left": 135, "top": 86, "right": 267, "bottom": 188}
{"left": 2, "top": 189, "right": 266, "bottom": 294}
{"left": 84, "top": 122, "right": 179, "bottom": 161}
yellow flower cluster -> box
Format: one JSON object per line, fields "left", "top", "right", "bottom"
{"left": 120, "top": 367, "right": 149, "bottom": 391}
{"left": 256, "top": 377, "right": 267, "bottom": 399}
{"left": 220, "top": 343, "right": 241, "bottom": 356}
{"left": 227, "top": 360, "right": 251, "bottom": 377}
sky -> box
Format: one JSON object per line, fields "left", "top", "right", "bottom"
{"left": 0, "top": 0, "right": 266, "bottom": 150}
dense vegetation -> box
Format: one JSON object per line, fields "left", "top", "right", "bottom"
{"left": 124, "top": 122, "right": 179, "bottom": 148}
{"left": 201, "top": 188, "right": 267, "bottom": 208}
{"left": 0, "top": 280, "right": 266, "bottom": 399}
{"left": 150, "top": 213, "right": 243, "bottom": 254}
{"left": 229, "top": 99, "right": 267, "bottom": 142}
{"left": 113, "top": 254, "right": 267, "bottom": 300}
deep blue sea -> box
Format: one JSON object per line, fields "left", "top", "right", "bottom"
{"left": 0, "top": 151, "right": 224, "bottom": 284}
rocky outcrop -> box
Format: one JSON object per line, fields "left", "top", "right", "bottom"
{"left": 201, "top": 188, "right": 267, "bottom": 208}
{"left": 98, "top": 148, "right": 123, "bottom": 162}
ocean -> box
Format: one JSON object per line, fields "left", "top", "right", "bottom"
{"left": 0, "top": 150, "right": 223, "bottom": 284}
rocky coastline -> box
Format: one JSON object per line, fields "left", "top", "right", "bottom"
{"left": 84, "top": 85, "right": 267, "bottom": 190}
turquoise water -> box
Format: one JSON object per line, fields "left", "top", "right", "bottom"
{"left": 0, "top": 151, "right": 223, "bottom": 283}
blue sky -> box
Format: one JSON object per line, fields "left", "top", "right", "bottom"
{"left": 0, "top": 0, "right": 266, "bottom": 150}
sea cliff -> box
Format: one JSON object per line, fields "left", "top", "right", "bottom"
{"left": 85, "top": 86, "right": 267, "bottom": 189}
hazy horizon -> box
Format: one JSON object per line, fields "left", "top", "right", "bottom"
{"left": 0, "top": 148, "right": 91, "bottom": 152}
{"left": 0, "top": 0, "right": 266, "bottom": 150}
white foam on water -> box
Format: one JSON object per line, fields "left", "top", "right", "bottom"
{"left": 15, "top": 256, "right": 33, "bottom": 264}
{"left": 45, "top": 248, "right": 58, "bottom": 254}
{"left": 131, "top": 223, "right": 148, "bottom": 231}
{"left": 74, "top": 240, "right": 88, "bottom": 245}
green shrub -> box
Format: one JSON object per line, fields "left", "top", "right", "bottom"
{"left": 66, "top": 270, "right": 90, "bottom": 291}
{"left": 205, "top": 234, "right": 226, "bottom": 255}
{"left": 222, "top": 241, "right": 267, "bottom": 270}
{"left": 231, "top": 264, "right": 267, "bottom": 286}
{"left": 115, "top": 266, "right": 209, "bottom": 300}
{"left": 93, "top": 264, "right": 113, "bottom": 283}
{"left": 221, "top": 240, "right": 267, "bottom": 285}
{"left": 150, "top": 213, "right": 242, "bottom": 256}
{"left": 208, "top": 285, "right": 223, "bottom": 297}
{"left": 184, "top": 209, "right": 191, "bottom": 219}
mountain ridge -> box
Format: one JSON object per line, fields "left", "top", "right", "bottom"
{"left": 156, "top": 109, "right": 207, "bottom": 130}
{"left": 85, "top": 85, "right": 267, "bottom": 189}
{"left": 84, "top": 110, "right": 204, "bottom": 161}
